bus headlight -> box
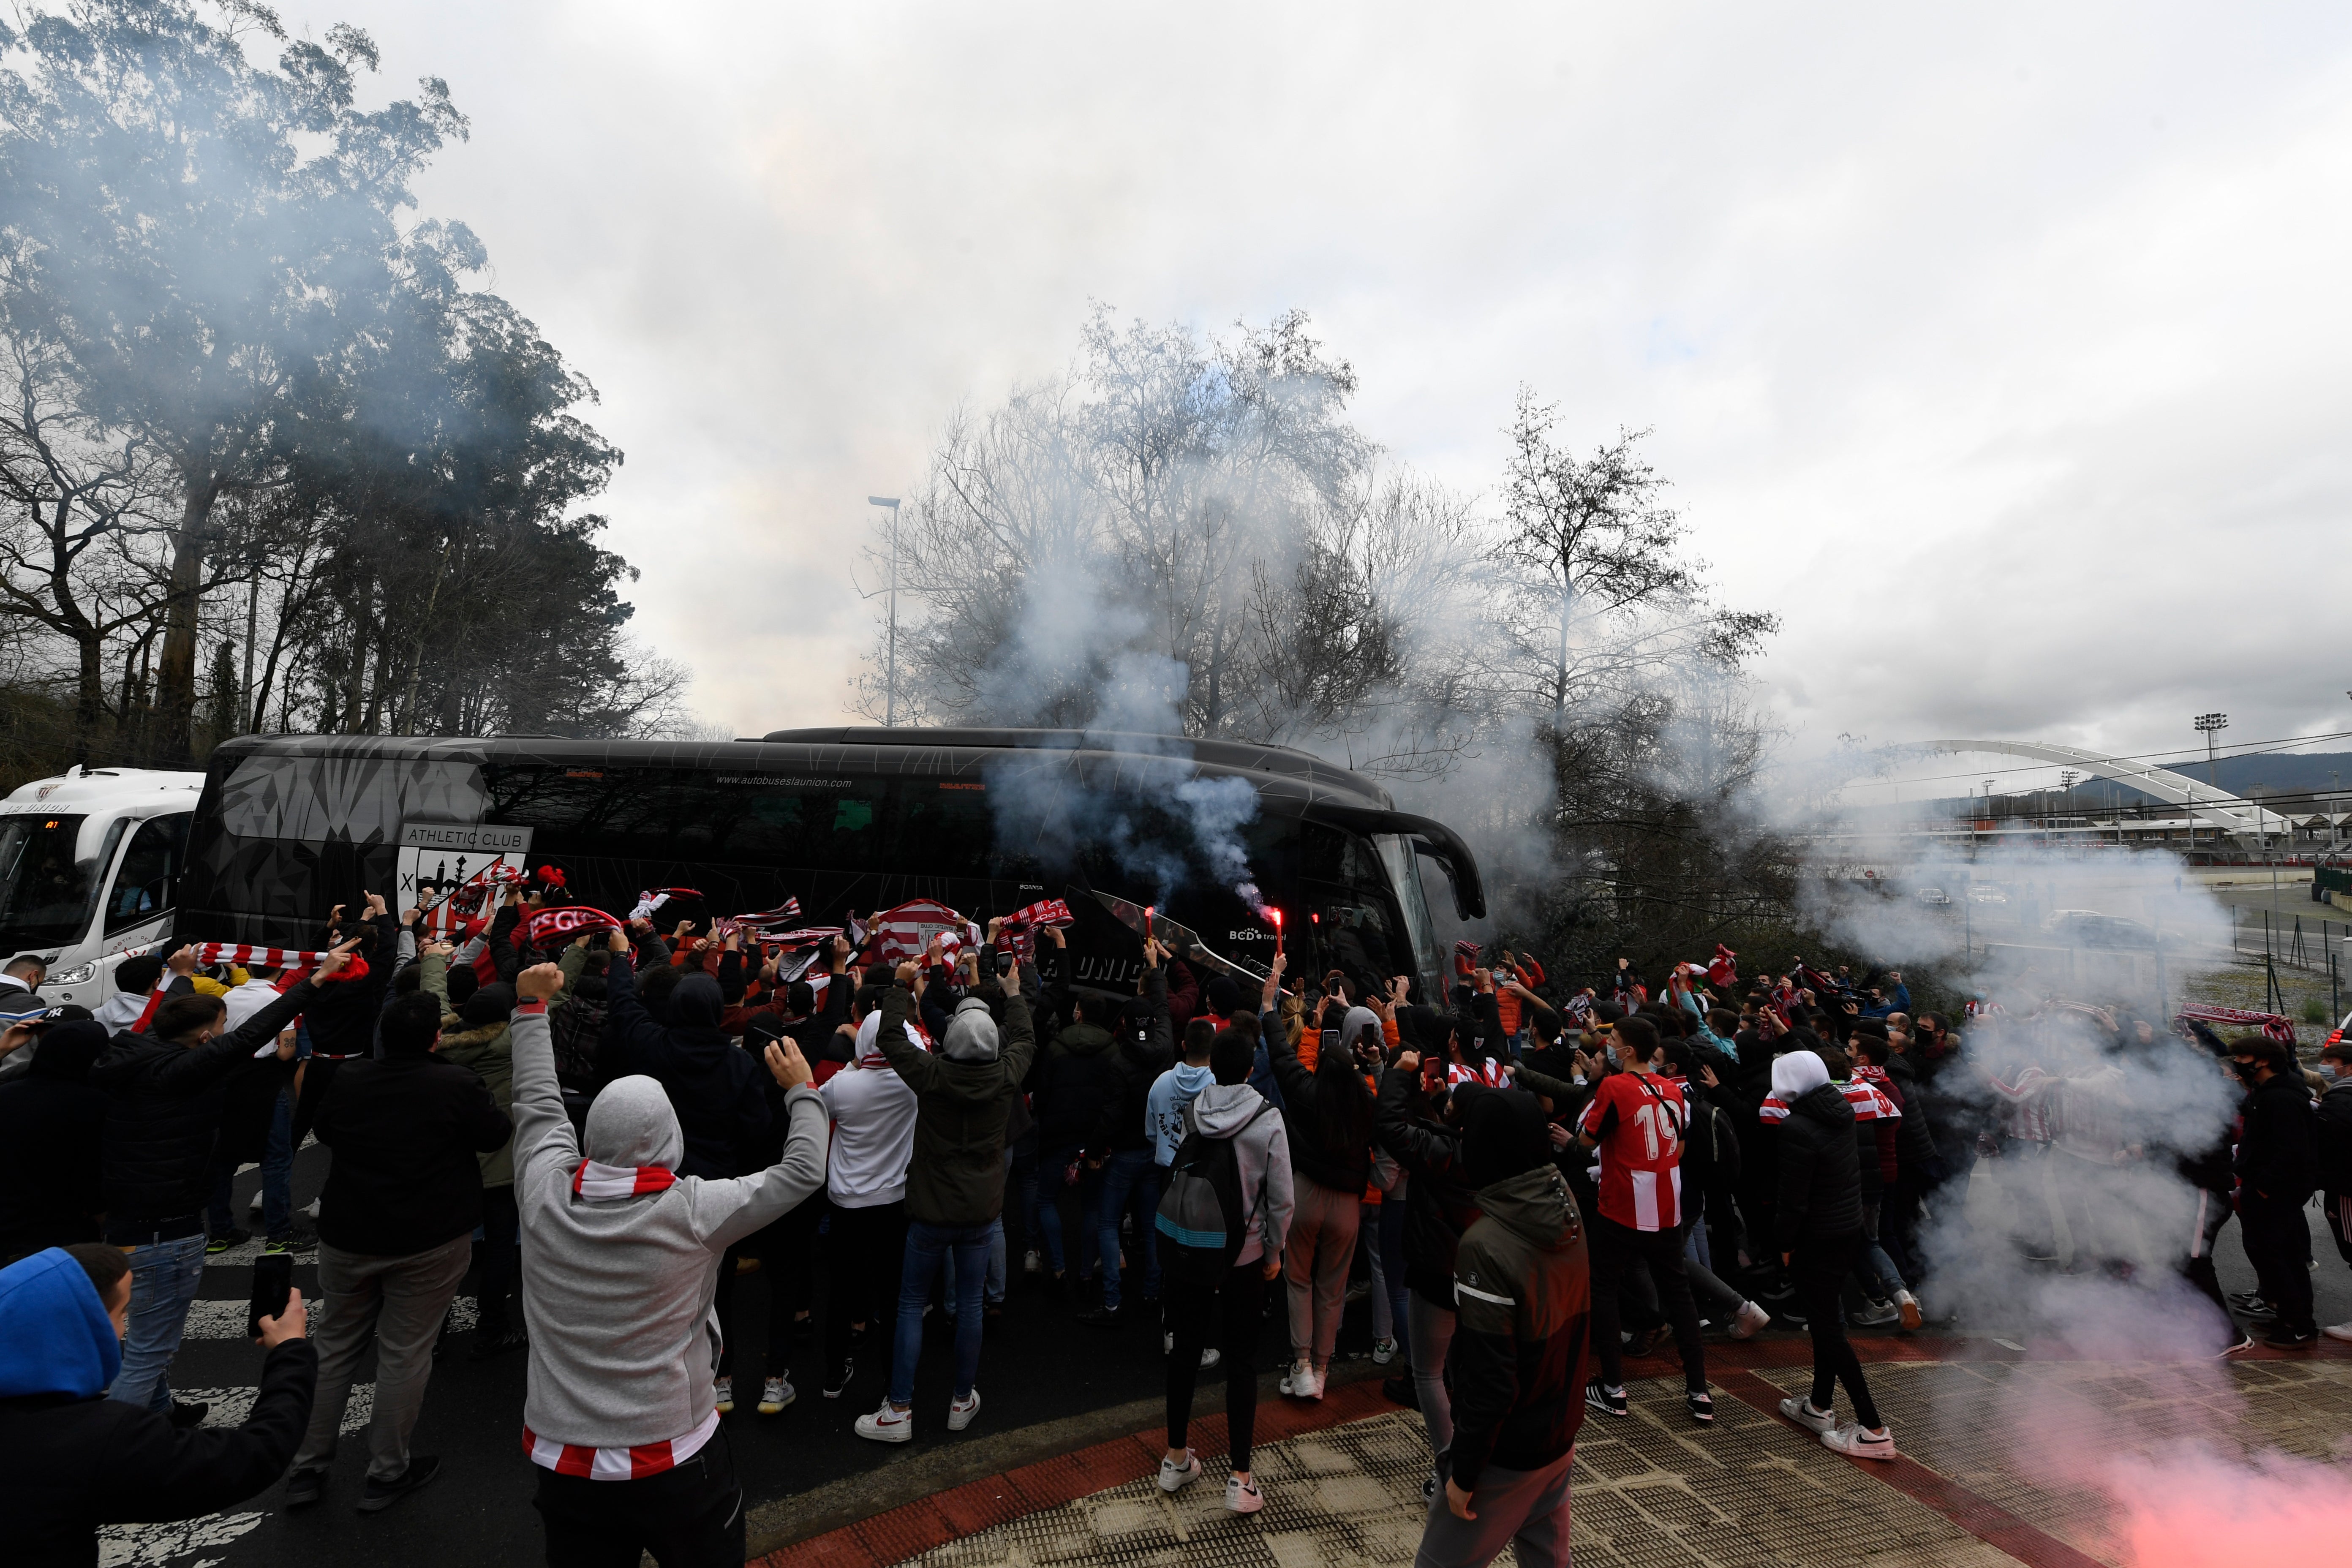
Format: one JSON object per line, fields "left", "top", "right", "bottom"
{"left": 47, "top": 961, "right": 98, "bottom": 985}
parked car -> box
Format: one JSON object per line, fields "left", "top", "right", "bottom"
{"left": 1915, "top": 886, "right": 1951, "bottom": 906}
{"left": 2042, "top": 910, "right": 2171, "bottom": 949}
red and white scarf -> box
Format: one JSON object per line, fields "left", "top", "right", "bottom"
{"left": 524, "top": 1408, "right": 717, "bottom": 1481}
{"left": 572, "top": 1160, "right": 679, "bottom": 1200}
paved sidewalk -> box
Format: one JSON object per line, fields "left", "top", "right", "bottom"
{"left": 757, "top": 1337, "right": 2352, "bottom": 1568}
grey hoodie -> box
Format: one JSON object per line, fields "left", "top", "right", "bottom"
{"left": 507, "top": 1002, "right": 828, "bottom": 1450}
{"left": 1187, "top": 1081, "right": 1296, "bottom": 1268}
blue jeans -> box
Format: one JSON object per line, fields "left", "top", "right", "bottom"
{"left": 1095, "top": 1149, "right": 1161, "bottom": 1311}
{"left": 1377, "top": 1194, "right": 1410, "bottom": 1347}
{"left": 1034, "top": 1146, "right": 1098, "bottom": 1279}
{"left": 112, "top": 1232, "right": 208, "bottom": 1412}
{"left": 206, "top": 1089, "right": 294, "bottom": 1241}
{"left": 891, "top": 1221, "right": 991, "bottom": 1407}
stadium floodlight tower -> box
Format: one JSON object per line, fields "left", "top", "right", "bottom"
{"left": 2193, "top": 712, "right": 2227, "bottom": 853}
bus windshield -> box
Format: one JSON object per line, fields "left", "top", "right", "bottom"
{"left": 0, "top": 814, "right": 109, "bottom": 953}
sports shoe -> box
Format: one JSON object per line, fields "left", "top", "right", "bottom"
{"left": 1075, "top": 1305, "right": 1121, "bottom": 1329}
{"left": 1345, "top": 1279, "right": 1371, "bottom": 1303}
{"left": 205, "top": 1227, "right": 250, "bottom": 1255}
{"left": 1224, "top": 1475, "right": 1264, "bottom": 1514}
{"left": 1198, "top": 1347, "right": 1222, "bottom": 1370}
{"left": 1279, "top": 1361, "right": 1312, "bottom": 1399}
{"left": 248, "top": 1190, "right": 266, "bottom": 1214}
{"left": 2228, "top": 1289, "right": 2267, "bottom": 1310}
{"left": 1024, "top": 1249, "right": 1043, "bottom": 1275}
{"left": 1823, "top": 1423, "right": 1897, "bottom": 1460}
{"left": 2322, "top": 1322, "right": 2352, "bottom": 1343}
{"left": 283, "top": 1467, "right": 328, "bottom": 1510}
{"left": 1158, "top": 1449, "right": 1201, "bottom": 1494}
{"left": 470, "top": 1326, "right": 528, "bottom": 1361}
{"left": 1421, "top": 1472, "right": 1439, "bottom": 1503}
{"left": 358, "top": 1454, "right": 442, "bottom": 1512}
{"left": 947, "top": 1388, "right": 982, "bottom": 1431}
{"left": 823, "top": 1359, "right": 855, "bottom": 1399}
{"left": 2216, "top": 1333, "right": 2257, "bottom": 1357}
{"left": 713, "top": 1375, "right": 734, "bottom": 1415}
{"left": 1779, "top": 1396, "right": 1837, "bottom": 1434}
{"left": 1585, "top": 1381, "right": 1629, "bottom": 1418}
{"left": 854, "top": 1398, "right": 914, "bottom": 1443}
{"left": 1688, "top": 1391, "right": 1715, "bottom": 1424}
{"left": 758, "top": 1375, "right": 795, "bottom": 1415}
{"left": 1623, "top": 1325, "right": 1668, "bottom": 1358}
{"left": 1849, "top": 1299, "right": 1901, "bottom": 1328}
{"left": 1164, "top": 1330, "right": 1176, "bottom": 1355}
{"left": 262, "top": 1230, "right": 318, "bottom": 1255}
{"left": 2264, "top": 1325, "right": 2317, "bottom": 1350}
{"left": 1371, "top": 1336, "right": 1399, "bottom": 1365}
{"left": 1383, "top": 1372, "right": 1418, "bottom": 1407}
{"left": 1730, "top": 1301, "right": 1772, "bottom": 1340}
{"left": 1895, "top": 1289, "right": 1923, "bottom": 1331}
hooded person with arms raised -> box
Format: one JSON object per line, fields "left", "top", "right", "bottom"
{"left": 505, "top": 960, "right": 827, "bottom": 1567}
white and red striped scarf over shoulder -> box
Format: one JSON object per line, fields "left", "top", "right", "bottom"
{"left": 1759, "top": 1079, "right": 1901, "bottom": 1124}
{"left": 571, "top": 1160, "right": 678, "bottom": 1200}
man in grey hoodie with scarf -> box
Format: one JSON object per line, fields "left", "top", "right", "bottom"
{"left": 506, "top": 961, "right": 827, "bottom": 1567}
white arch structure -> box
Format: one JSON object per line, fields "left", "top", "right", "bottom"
{"left": 1927, "top": 739, "right": 2285, "bottom": 837}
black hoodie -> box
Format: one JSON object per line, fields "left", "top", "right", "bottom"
{"left": 1375, "top": 1064, "right": 1484, "bottom": 1307}
{"left": 1773, "top": 1081, "right": 1863, "bottom": 1250}
{"left": 604, "top": 962, "right": 770, "bottom": 1179}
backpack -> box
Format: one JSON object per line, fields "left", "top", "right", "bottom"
{"left": 1154, "top": 1099, "right": 1270, "bottom": 1288}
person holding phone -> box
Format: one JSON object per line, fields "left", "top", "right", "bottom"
{"left": 0, "top": 1241, "right": 313, "bottom": 1565}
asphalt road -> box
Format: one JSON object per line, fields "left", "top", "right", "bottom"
{"left": 105, "top": 1145, "right": 2352, "bottom": 1568}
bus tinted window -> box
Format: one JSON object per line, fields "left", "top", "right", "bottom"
{"left": 479, "top": 766, "right": 1029, "bottom": 879}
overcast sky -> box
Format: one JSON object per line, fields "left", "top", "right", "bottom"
{"left": 292, "top": 2, "right": 2352, "bottom": 791}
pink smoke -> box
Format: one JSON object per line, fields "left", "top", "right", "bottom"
{"left": 2104, "top": 1446, "right": 2352, "bottom": 1567}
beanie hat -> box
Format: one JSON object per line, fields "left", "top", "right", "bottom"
{"left": 461, "top": 983, "right": 517, "bottom": 1028}
{"left": 941, "top": 996, "right": 1001, "bottom": 1063}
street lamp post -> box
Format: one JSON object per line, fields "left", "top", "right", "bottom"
{"left": 869, "top": 496, "right": 902, "bottom": 726}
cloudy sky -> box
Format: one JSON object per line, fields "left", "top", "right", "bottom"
{"left": 294, "top": 1, "right": 2351, "bottom": 792}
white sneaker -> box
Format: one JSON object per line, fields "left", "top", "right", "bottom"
{"left": 713, "top": 1375, "right": 734, "bottom": 1415}
{"left": 1823, "top": 1423, "right": 1898, "bottom": 1460}
{"left": 1158, "top": 1449, "right": 1201, "bottom": 1493}
{"left": 248, "top": 1190, "right": 265, "bottom": 1214}
{"left": 1164, "top": 1330, "right": 1176, "bottom": 1355}
{"left": 1198, "top": 1347, "right": 1222, "bottom": 1370}
{"left": 1371, "top": 1337, "right": 1399, "bottom": 1365}
{"left": 2323, "top": 1322, "right": 2352, "bottom": 1343}
{"left": 1279, "top": 1362, "right": 1322, "bottom": 1400}
{"left": 1895, "top": 1289, "right": 1922, "bottom": 1331}
{"left": 854, "top": 1397, "right": 914, "bottom": 1443}
{"left": 1024, "top": 1249, "right": 1043, "bottom": 1275}
{"left": 1224, "top": 1475, "right": 1264, "bottom": 1514}
{"left": 1779, "top": 1395, "right": 1836, "bottom": 1434}
{"left": 1731, "top": 1301, "right": 1772, "bottom": 1340}
{"left": 947, "top": 1388, "right": 981, "bottom": 1431}
{"left": 757, "top": 1375, "right": 794, "bottom": 1415}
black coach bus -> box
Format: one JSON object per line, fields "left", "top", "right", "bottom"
{"left": 178, "top": 727, "right": 1485, "bottom": 999}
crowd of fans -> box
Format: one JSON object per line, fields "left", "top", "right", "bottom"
{"left": 0, "top": 888, "right": 2347, "bottom": 1568}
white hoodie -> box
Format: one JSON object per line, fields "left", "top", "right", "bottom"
{"left": 818, "top": 1012, "right": 920, "bottom": 1208}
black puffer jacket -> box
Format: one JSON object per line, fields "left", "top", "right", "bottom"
{"left": 1032, "top": 1021, "right": 1124, "bottom": 1154}
{"left": 90, "top": 981, "right": 318, "bottom": 1232}
{"left": 604, "top": 962, "right": 769, "bottom": 1179}
{"left": 1773, "top": 1081, "right": 1862, "bottom": 1250}
{"left": 1375, "top": 1064, "right": 1482, "bottom": 1307}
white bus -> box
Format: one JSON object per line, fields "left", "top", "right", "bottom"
{"left": 0, "top": 765, "right": 207, "bottom": 1010}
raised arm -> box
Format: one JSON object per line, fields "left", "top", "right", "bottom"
{"left": 508, "top": 964, "right": 579, "bottom": 1183}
